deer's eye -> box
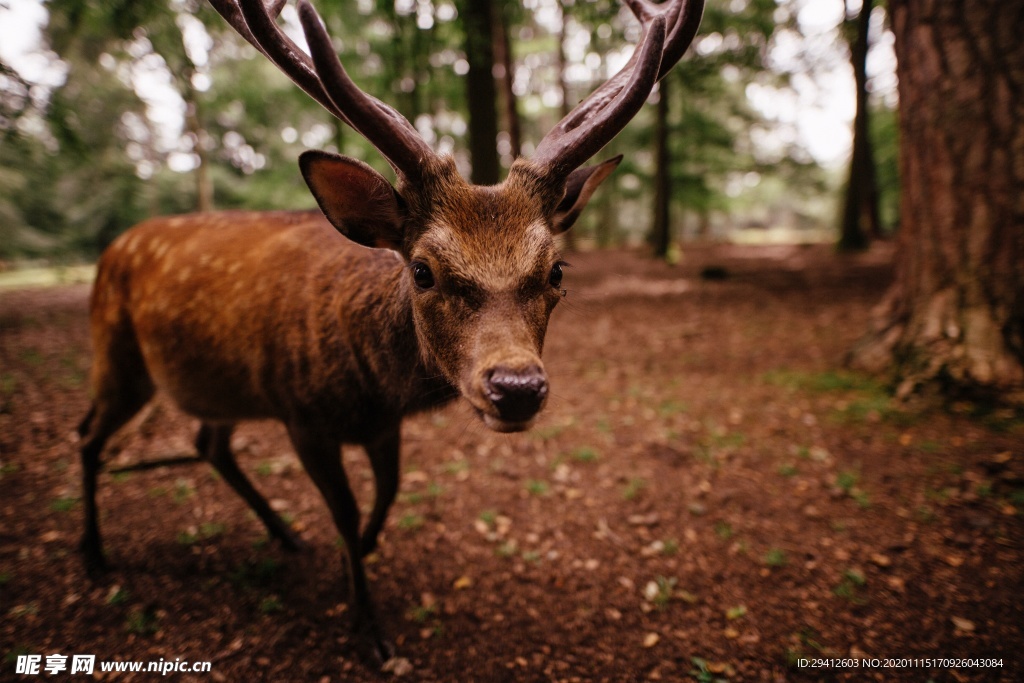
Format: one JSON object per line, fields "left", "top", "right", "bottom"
{"left": 548, "top": 262, "right": 564, "bottom": 289}
{"left": 411, "top": 262, "right": 435, "bottom": 290}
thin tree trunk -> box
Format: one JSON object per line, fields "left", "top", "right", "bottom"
{"left": 651, "top": 78, "right": 671, "bottom": 259}
{"left": 848, "top": 0, "right": 1024, "bottom": 400}
{"left": 184, "top": 88, "right": 213, "bottom": 213}
{"left": 838, "top": 0, "right": 882, "bottom": 251}
{"left": 493, "top": 2, "right": 521, "bottom": 159}
{"left": 461, "top": 0, "right": 500, "bottom": 185}
{"left": 556, "top": 1, "right": 577, "bottom": 251}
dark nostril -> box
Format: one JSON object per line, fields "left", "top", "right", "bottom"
{"left": 484, "top": 365, "right": 548, "bottom": 422}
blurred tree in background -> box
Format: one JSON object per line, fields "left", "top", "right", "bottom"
{"left": 0, "top": 0, "right": 885, "bottom": 260}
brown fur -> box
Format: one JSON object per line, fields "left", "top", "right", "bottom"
{"left": 78, "top": 157, "right": 619, "bottom": 660}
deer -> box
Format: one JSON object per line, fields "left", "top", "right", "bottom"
{"left": 76, "top": 0, "right": 704, "bottom": 663}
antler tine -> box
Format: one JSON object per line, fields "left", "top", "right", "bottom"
{"left": 208, "top": 0, "right": 350, "bottom": 125}
{"left": 532, "top": 0, "right": 704, "bottom": 180}
{"left": 295, "top": 0, "right": 434, "bottom": 178}
{"left": 211, "top": 0, "right": 434, "bottom": 180}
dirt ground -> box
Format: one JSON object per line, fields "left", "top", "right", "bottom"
{"left": 1, "top": 245, "right": 1021, "bottom": 682}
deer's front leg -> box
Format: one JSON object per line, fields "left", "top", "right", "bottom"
{"left": 361, "top": 426, "right": 401, "bottom": 557}
{"left": 287, "top": 422, "right": 393, "bottom": 663}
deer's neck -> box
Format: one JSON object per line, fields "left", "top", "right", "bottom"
{"left": 324, "top": 251, "right": 457, "bottom": 417}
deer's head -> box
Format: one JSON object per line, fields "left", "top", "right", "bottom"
{"left": 212, "top": 0, "right": 704, "bottom": 431}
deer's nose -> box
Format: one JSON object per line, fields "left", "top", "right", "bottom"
{"left": 484, "top": 365, "right": 548, "bottom": 423}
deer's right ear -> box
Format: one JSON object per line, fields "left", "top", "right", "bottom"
{"left": 299, "top": 150, "right": 405, "bottom": 250}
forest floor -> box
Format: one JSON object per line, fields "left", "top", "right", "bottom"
{"left": 1, "top": 244, "right": 1021, "bottom": 682}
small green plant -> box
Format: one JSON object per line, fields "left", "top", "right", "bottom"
{"left": 20, "top": 348, "right": 45, "bottom": 367}
{"left": 200, "top": 522, "right": 226, "bottom": 538}
{"left": 441, "top": 459, "right": 469, "bottom": 475}
{"left": 531, "top": 423, "right": 566, "bottom": 440}
{"left": 172, "top": 479, "right": 195, "bottom": 504}
{"left": 255, "top": 462, "right": 273, "bottom": 477}
{"left": 177, "top": 522, "right": 226, "bottom": 545}
{"left": 764, "top": 548, "right": 788, "bottom": 568}
{"left": 176, "top": 530, "right": 199, "bottom": 545}
{"left": 478, "top": 509, "right": 498, "bottom": 526}
{"left": 49, "top": 497, "right": 78, "bottom": 513}
{"left": 106, "top": 587, "right": 130, "bottom": 605}
{"left": 125, "top": 607, "right": 160, "bottom": 635}
{"left": 713, "top": 521, "right": 733, "bottom": 540}
{"left": 726, "top": 604, "right": 747, "bottom": 620}
{"left": 777, "top": 463, "right": 798, "bottom": 477}
{"left": 496, "top": 540, "right": 518, "bottom": 558}
{"left": 0, "top": 571, "right": 11, "bottom": 586}
{"left": 835, "top": 471, "right": 871, "bottom": 508}
{"left": 644, "top": 576, "right": 677, "bottom": 610}
{"left": 661, "top": 539, "right": 680, "bottom": 556}
{"left": 259, "top": 595, "right": 283, "bottom": 614}
{"left": 688, "top": 656, "right": 728, "bottom": 683}
{"left": 407, "top": 603, "right": 437, "bottom": 623}
{"left": 570, "top": 446, "right": 599, "bottom": 463}
{"left": 622, "top": 477, "right": 646, "bottom": 501}
{"left": 521, "top": 550, "right": 541, "bottom": 564}
{"left": 525, "top": 479, "right": 550, "bottom": 496}
{"left": 0, "top": 461, "right": 19, "bottom": 478}
{"left": 836, "top": 471, "right": 858, "bottom": 493}
{"left": 229, "top": 557, "right": 281, "bottom": 588}
{"left": 834, "top": 568, "right": 867, "bottom": 604}
{"left": 397, "top": 513, "right": 425, "bottom": 531}
{"left": 658, "top": 400, "right": 688, "bottom": 417}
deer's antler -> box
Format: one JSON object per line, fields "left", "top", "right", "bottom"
{"left": 211, "top": 0, "right": 704, "bottom": 185}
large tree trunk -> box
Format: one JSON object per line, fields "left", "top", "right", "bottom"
{"left": 461, "top": 0, "right": 500, "bottom": 185}
{"left": 838, "top": 0, "right": 882, "bottom": 251}
{"left": 848, "top": 0, "right": 1024, "bottom": 401}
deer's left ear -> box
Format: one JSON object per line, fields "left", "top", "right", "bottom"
{"left": 299, "top": 150, "right": 405, "bottom": 250}
{"left": 551, "top": 155, "right": 622, "bottom": 234}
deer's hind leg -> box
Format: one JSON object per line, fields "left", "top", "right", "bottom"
{"left": 195, "top": 422, "right": 304, "bottom": 551}
{"left": 78, "top": 334, "right": 155, "bottom": 575}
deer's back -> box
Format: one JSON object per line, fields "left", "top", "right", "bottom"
{"left": 91, "top": 210, "right": 415, "bottom": 434}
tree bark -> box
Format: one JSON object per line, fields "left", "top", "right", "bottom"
{"left": 183, "top": 85, "right": 213, "bottom": 213}
{"left": 493, "top": 2, "right": 521, "bottom": 159}
{"left": 461, "top": 0, "right": 500, "bottom": 185}
{"left": 848, "top": 0, "right": 1024, "bottom": 401}
{"left": 651, "top": 78, "right": 672, "bottom": 259}
{"left": 556, "top": 1, "right": 577, "bottom": 251}
{"left": 838, "top": 0, "right": 882, "bottom": 251}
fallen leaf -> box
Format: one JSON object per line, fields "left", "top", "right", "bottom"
{"left": 453, "top": 576, "right": 472, "bottom": 590}
{"left": 870, "top": 553, "right": 892, "bottom": 567}
{"left": 992, "top": 451, "right": 1012, "bottom": 464}
{"left": 381, "top": 657, "right": 413, "bottom": 676}
{"left": 951, "top": 617, "right": 975, "bottom": 633}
